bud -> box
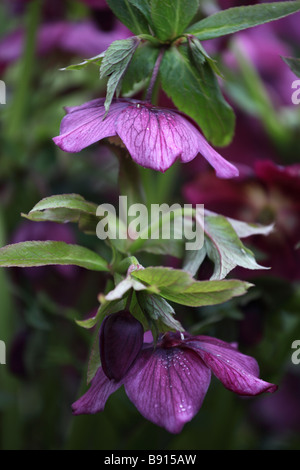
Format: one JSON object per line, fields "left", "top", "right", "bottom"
{"left": 99, "top": 310, "right": 144, "bottom": 381}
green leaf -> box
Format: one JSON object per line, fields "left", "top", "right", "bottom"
{"left": 128, "top": 0, "right": 153, "bottom": 27}
{"left": 107, "top": 0, "right": 150, "bottom": 34}
{"left": 0, "top": 241, "right": 109, "bottom": 271}
{"left": 100, "top": 37, "right": 140, "bottom": 114}
{"left": 282, "top": 56, "right": 300, "bottom": 78}
{"left": 137, "top": 238, "right": 184, "bottom": 258}
{"left": 27, "top": 194, "right": 97, "bottom": 214}
{"left": 221, "top": 215, "right": 274, "bottom": 239}
{"left": 150, "top": 0, "right": 199, "bottom": 41}
{"left": 183, "top": 212, "right": 272, "bottom": 277}
{"left": 204, "top": 214, "right": 269, "bottom": 280}
{"left": 132, "top": 267, "right": 252, "bottom": 307}
{"left": 59, "top": 52, "right": 105, "bottom": 71}
{"left": 76, "top": 299, "right": 125, "bottom": 329}
{"left": 204, "top": 210, "right": 274, "bottom": 239}
{"left": 160, "top": 45, "right": 235, "bottom": 146}
{"left": 183, "top": 244, "right": 206, "bottom": 277}
{"left": 137, "top": 291, "right": 184, "bottom": 333}
{"left": 127, "top": 204, "right": 194, "bottom": 257}
{"left": 121, "top": 43, "right": 159, "bottom": 95}
{"left": 22, "top": 194, "right": 99, "bottom": 234}
{"left": 187, "top": 2, "right": 300, "bottom": 40}
{"left": 187, "top": 35, "right": 224, "bottom": 78}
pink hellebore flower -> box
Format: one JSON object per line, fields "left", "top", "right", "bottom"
{"left": 72, "top": 315, "right": 277, "bottom": 433}
{"left": 53, "top": 98, "right": 239, "bottom": 176}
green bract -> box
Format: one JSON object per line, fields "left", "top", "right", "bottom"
{"left": 282, "top": 56, "right": 300, "bottom": 78}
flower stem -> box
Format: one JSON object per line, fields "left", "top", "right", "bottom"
{"left": 145, "top": 48, "right": 165, "bottom": 103}
{"left": 6, "top": 0, "right": 42, "bottom": 141}
{"left": 0, "top": 208, "right": 23, "bottom": 450}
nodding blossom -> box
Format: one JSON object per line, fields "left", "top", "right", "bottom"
{"left": 72, "top": 313, "right": 277, "bottom": 434}
{"left": 53, "top": 98, "right": 239, "bottom": 177}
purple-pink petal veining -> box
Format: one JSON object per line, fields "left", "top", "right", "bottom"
{"left": 53, "top": 98, "right": 239, "bottom": 177}
{"left": 124, "top": 344, "right": 211, "bottom": 434}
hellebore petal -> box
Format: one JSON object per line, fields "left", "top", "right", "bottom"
{"left": 191, "top": 131, "right": 239, "bottom": 179}
{"left": 72, "top": 367, "right": 121, "bottom": 415}
{"left": 53, "top": 98, "right": 238, "bottom": 177}
{"left": 100, "top": 310, "right": 144, "bottom": 381}
{"left": 72, "top": 331, "right": 277, "bottom": 432}
{"left": 53, "top": 99, "right": 126, "bottom": 152}
{"left": 188, "top": 335, "right": 278, "bottom": 396}
{"left": 116, "top": 102, "right": 238, "bottom": 176}
{"left": 124, "top": 345, "right": 211, "bottom": 434}
{"left": 115, "top": 103, "right": 201, "bottom": 172}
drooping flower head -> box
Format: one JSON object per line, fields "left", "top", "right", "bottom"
{"left": 73, "top": 315, "right": 277, "bottom": 434}
{"left": 53, "top": 98, "right": 239, "bottom": 177}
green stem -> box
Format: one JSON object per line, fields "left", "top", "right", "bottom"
{"left": 145, "top": 48, "right": 165, "bottom": 102}
{"left": 0, "top": 209, "right": 22, "bottom": 450}
{"left": 155, "top": 161, "right": 179, "bottom": 204}
{"left": 232, "top": 43, "right": 290, "bottom": 150}
{"left": 6, "top": 0, "right": 42, "bottom": 142}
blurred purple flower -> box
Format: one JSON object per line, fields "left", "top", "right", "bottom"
{"left": 11, "top": 220, "right": 77, "bottom": 280}
{"left": 251, "top": 372, "right": 300, "bottom": 434}
{"left": 273, "top": 10, "right": 300, "bottom": 44}
{"left": 10, "top": 220, "right": 107, "bottom": 308}
{"left": 223, "top": 23, "right": 296, "bottom": 107}
{"left": 4, "top": 0, "right": 108, "bottom": 16}
{"left": 53, "top": 98, "right": 239, "bottom": 176}
{"left": 0, "top": 20, "right": 130, "bottom": 70}
{"left": 73, "top": 331, "right": 277, "bottom": 433}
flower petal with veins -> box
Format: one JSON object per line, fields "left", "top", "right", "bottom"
{"left": 53, "top": 99, "right": 127, "bottom": 152}
{"left": 72, "top": 367, "right": 122, "bottom": 415}
{"left": 187, "top": 335, "right": 277, "bottom": 396}
{"left": 53, "top": 98, "right": 239, "bottom": 177}
{"left": 124, "top": 345, "right": 211, "bottom": 434}
{"left": 115, "top": 103, "right": 201, "bottom": 172}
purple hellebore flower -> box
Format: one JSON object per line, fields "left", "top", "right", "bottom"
{"left": 72, "top": 330, "right": 277, "bottom": 433}
{"left": 53, "top": 98, "right": 239, "bottom": 177}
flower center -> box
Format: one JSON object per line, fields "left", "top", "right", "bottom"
{"left": 159, "top": 332, "right": 186, "bottom": 349}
